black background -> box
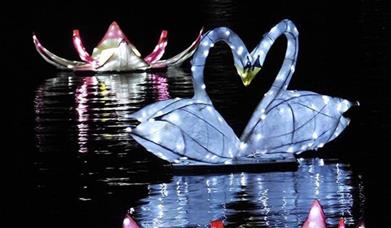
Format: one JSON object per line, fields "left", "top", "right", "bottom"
{"left": 3, "top": 0, "right": 390, "bottom": 226}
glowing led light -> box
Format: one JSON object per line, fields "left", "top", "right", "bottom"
{"left": 322, "top": 95, "right": 330, "bottom": 104}
{"left": 337, "top": 102, "right": 343, "bottom": 112}
{"left": 167, "top": 113, "right": 180, "bottom": 123}
{"left": 203, "top": 50, "right": 209, "bottom": 57}
{"left": 33, "top": 22, "right": 203, "bottom": 72}
{"left": 255, "top": 133, "right": 263, "bottom": 141}
{"left": 176, "top": 142, "right": 185, "bottom": 151}
{"left": 239, "top": 142, "right": 247, "bottom": 150}
{"left": 128, "top": 19, "right": 353, "bottom": 165}
{"left": 237, "top": 46, "right": 244, "bottom": 55}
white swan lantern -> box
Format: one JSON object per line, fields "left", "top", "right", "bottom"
{"left": 128, "top": 19, "right": 353, "bottom": 165}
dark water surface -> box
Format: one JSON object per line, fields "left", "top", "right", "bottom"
{"left": 5, "top": 0, "right": 390, "bottom": 227}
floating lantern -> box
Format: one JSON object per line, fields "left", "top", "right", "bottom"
{"left": 33, "top": 21, "right": 203, "bottom": 72}
{"left": 129, "top": 19, "right": 354, "bottom": 165}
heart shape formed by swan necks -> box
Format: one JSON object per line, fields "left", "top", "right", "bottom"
{"left": 129, "top": 19, "right": 353, "bottom": 165}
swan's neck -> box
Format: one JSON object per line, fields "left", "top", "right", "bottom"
{"left": 241, "top": 19, "right": 300, "bottom": 141}
{"left": 190, "top": 20, "right": 299, "bottom": 104}
{"left": 191, "top": 27, "right": 251, "bottom": 102}
{"left": 257, "top": 20, "right": 299, "bottom": 96}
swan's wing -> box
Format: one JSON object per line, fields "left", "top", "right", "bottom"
{"left": 32, "top": 34, "right": 86, "bottom": 69}
{"left": 150, "top": 29, "right": 203, "bottom": 68}
{"left": 241, "top": 91, "right": 352, "bottom": 155}
{"left": 143, "top": 30, "right": 168, "bottom": 64}
{"left": 129, "top": 99, "right": 240, "bottom": 164}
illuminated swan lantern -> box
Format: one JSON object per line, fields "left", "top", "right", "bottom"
{"left": 128, "top": 19, "right": 353, "bottom": 165}
{"left": 32, "top": 21, "right": 203, "bottom": 72}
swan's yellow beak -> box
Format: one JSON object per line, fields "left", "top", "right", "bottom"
{"left": 235, "top": 65, "right": 261, "bottom": 87}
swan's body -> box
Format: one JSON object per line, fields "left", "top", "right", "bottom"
{"left": 33, "top": 21, "right": 202, "bottom": 72}
{"left": 129, "top": 98, "right": 240, "bottom": 164}
{"left": 129, "top": 19, "right": 353, "bottom": 164}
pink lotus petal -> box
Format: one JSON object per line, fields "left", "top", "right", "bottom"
{"left": 338, "top": 218, "right": 346, "bottom": 228}
{"left": 72, "top": 29, "right": 95, "bottom": 63}
{"left": 98, "top": 21, "right": 130, "bottom": 45}
{"left": 150, "top": 28, "right": 203, "bottom": 68}
{"left": 123, "top": 214, "right": 140, "bottom": 228}
{"left": 210, "top": 219, "right": 224, "bottom": 228}
{"left": 302, "top": 200, "right": 326, "bottom": 228}
{"left": 355, "top": 220, "right": 365, "bottom": 228}
{"left": 144, "top": 30, "right": 168, "bottom": 64}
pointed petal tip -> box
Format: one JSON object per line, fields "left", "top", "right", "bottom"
{"left": 309, "top": 199, "right": 325, "bottom": 218}
{"left": 123, "top": 213, "right": 140, "bottom": 228}
{"left": 338, "top": 217, "right": 346, "bottom": 228}
{"left": 210, "top": 219, "right": 224, "bottom": 228}
{"left": 73, "top": 29, "right": 80, "bottom": 36}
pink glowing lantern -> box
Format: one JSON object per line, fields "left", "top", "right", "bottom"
{"left": 210, "top": 219, "right": 224, "bottom": 228}
{"left": 302, "top": 200, "right": 327, "bottom": 228}
{"left": 123, "top": 214, "right": 140, "bottom": 228}
{"left": 33, "top": 21, "right": 202, "bottom": 72}
{"left": 338, "top": 218, "right": 346, "bottom": 228}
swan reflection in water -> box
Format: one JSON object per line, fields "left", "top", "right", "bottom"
{"left": 131, "top": 159, "right": 364, "bottom": 227}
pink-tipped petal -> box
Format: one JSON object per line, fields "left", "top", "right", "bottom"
{"left": 302, "top": 200, "right": 326, "bottom": 228}
{"left": 338, "top": 218, "right": 346, "bottom": 228}
{"left": 210, "top": 219, "right": 224, "bottom": 228}
{"left": 32, "top": 34, "right": 85, "bottom": 69}
{"left": 122, "top": 214, "right": 140, "bottom": 228}
{"left": 98, "top": 21, "right": 131, "bottom": 45}
{"left": 356, "top": 220, "right": 365, "bottom": 228}
{"left": 150, "top": 28, "right": 203, "bottom": 68}
{"left": 144, "top": 30, "right": 168, "bottom": 64}
{"left": 72, "top": 29, "right": 95, "bottom": 63}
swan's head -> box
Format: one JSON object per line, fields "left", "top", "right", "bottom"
{"left": 235, "top": 64, "right": 261, "bottom": 87}
{"left": 235, "top": 55, "right": 262, "bottom": 86}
